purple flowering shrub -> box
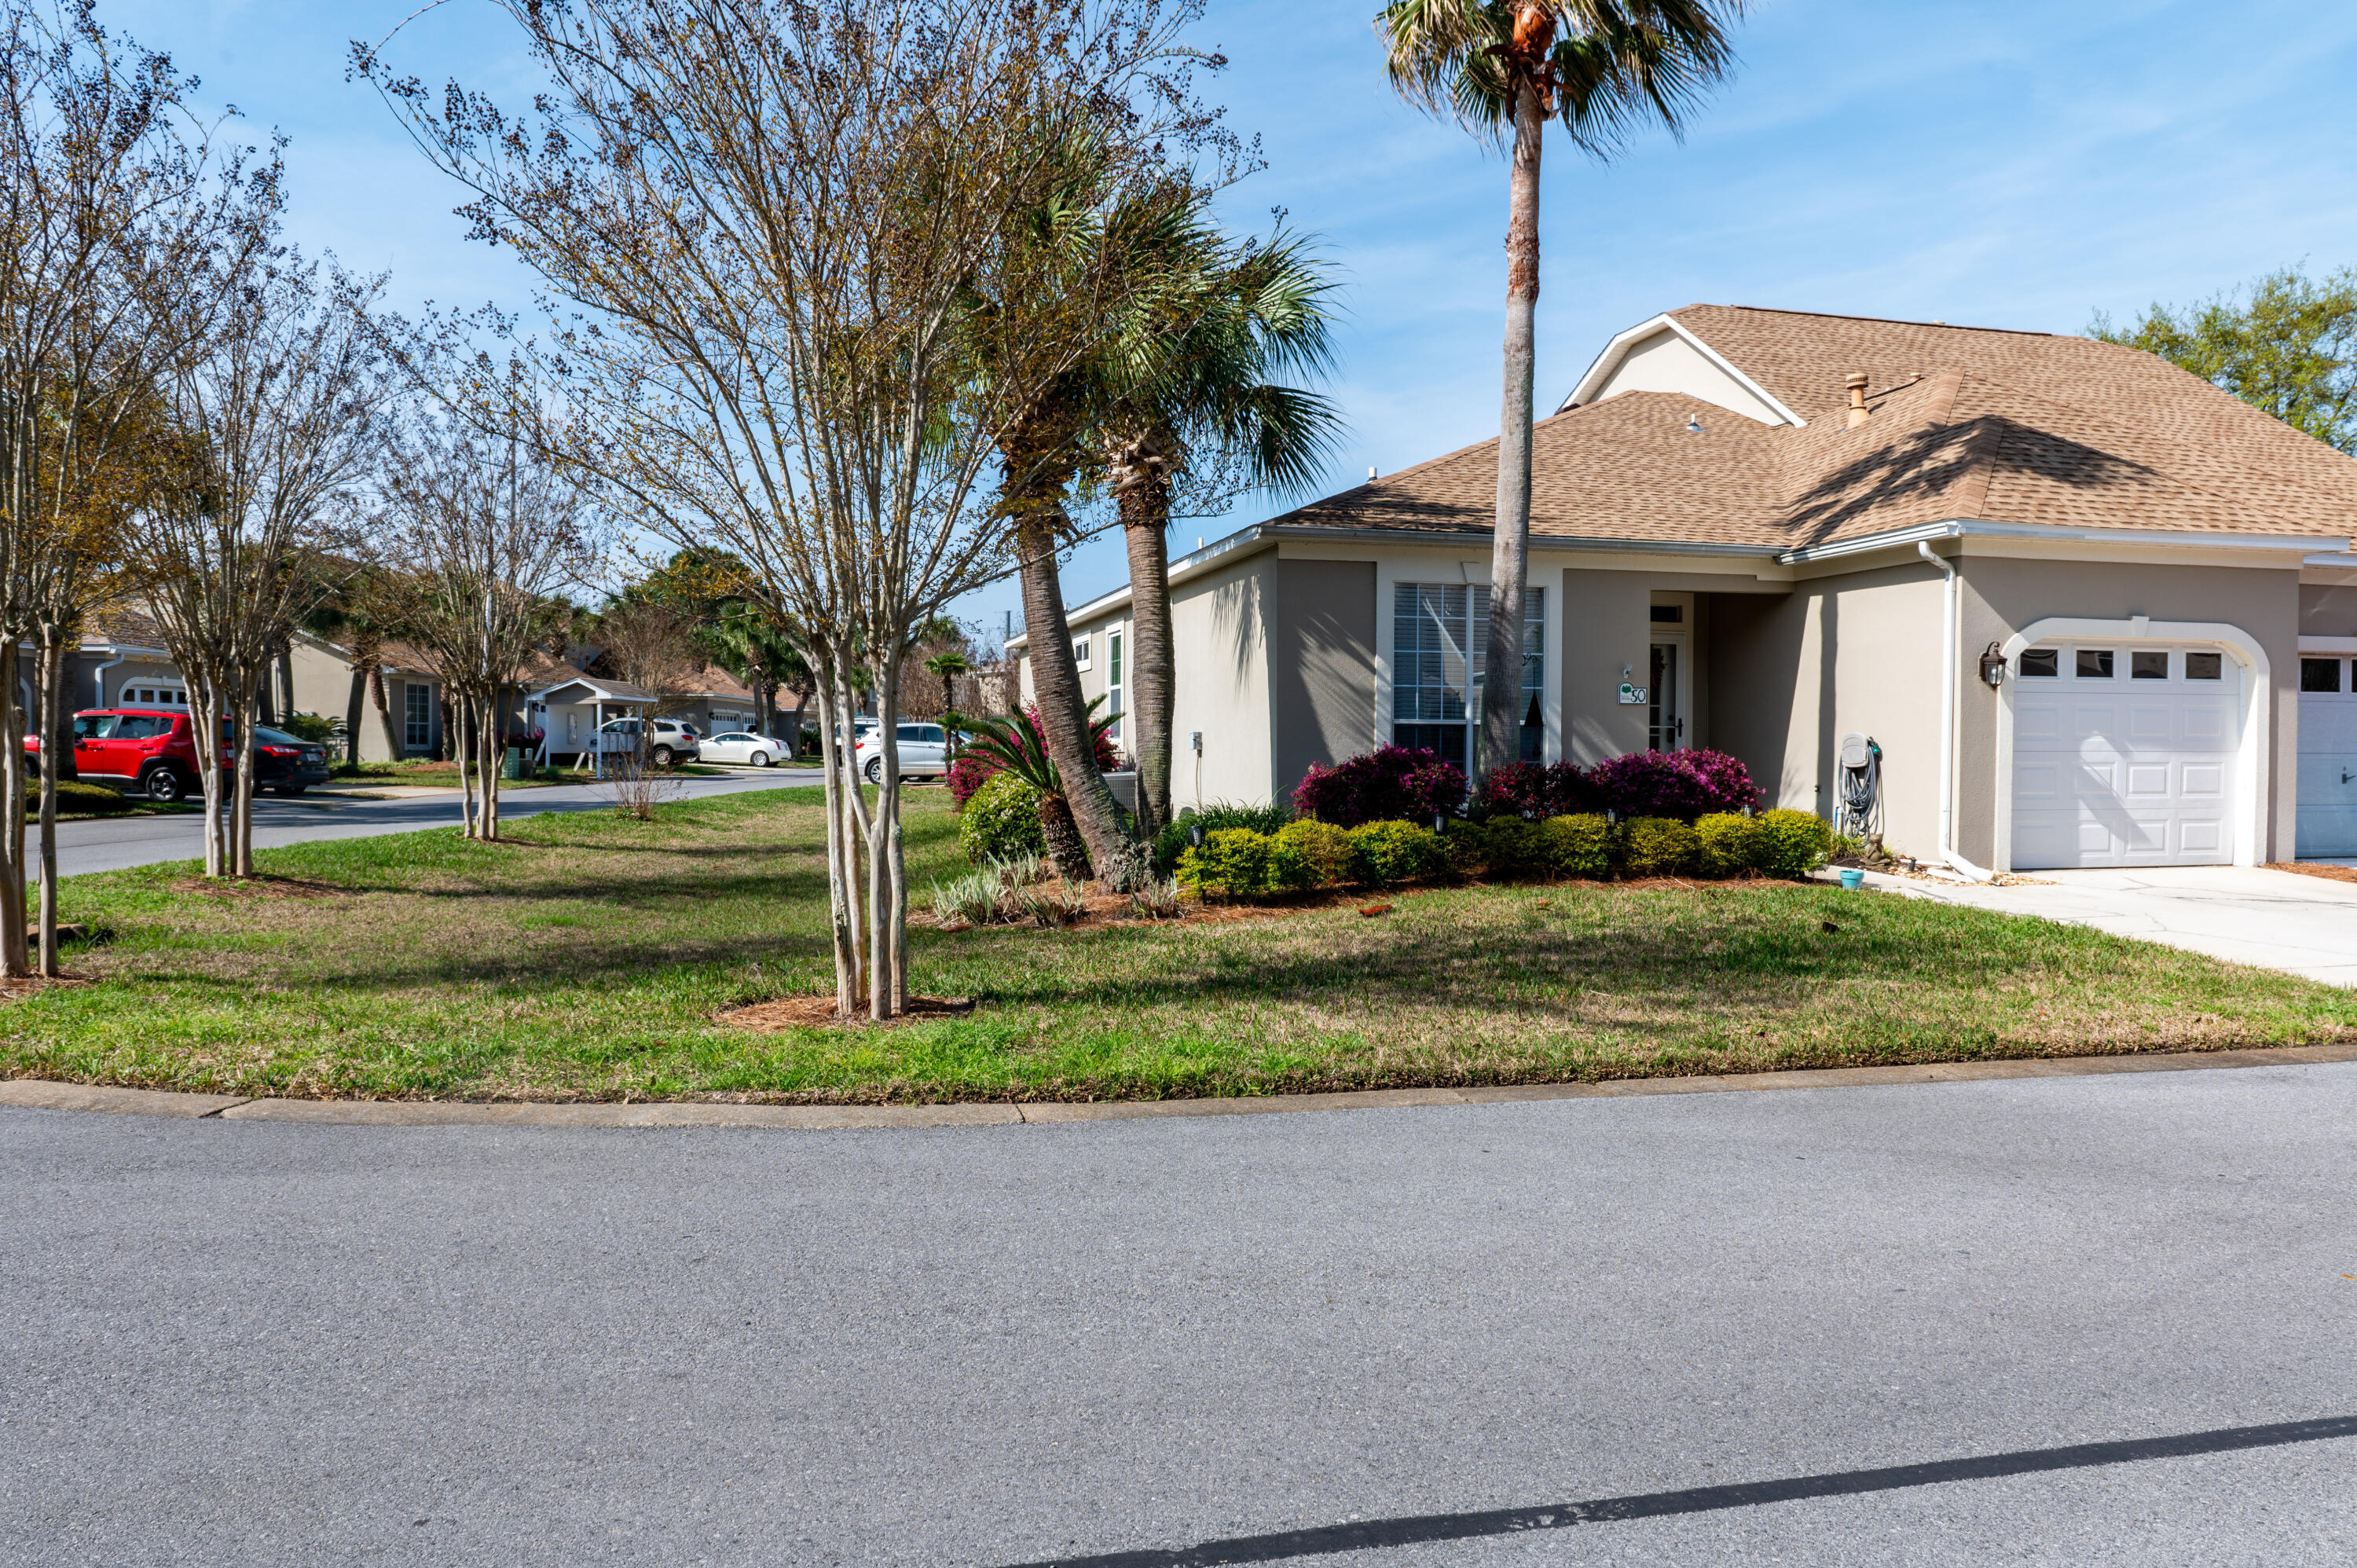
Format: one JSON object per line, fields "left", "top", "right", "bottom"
{"left": 1292, "top": 744, "right": 1466, "bottom": 828}
{"left": 1588, "top": 747, "right": 1762, "bottom": 822}
{"left": 1474, "top": 760, "right": 1600, "bottom": 820}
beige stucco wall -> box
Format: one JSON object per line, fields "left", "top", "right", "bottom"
{"left": 1959, "top": 555, "right": 2301, "bottom": 866}
{"left": 1268, "top": 558, "right": 1377, "bottom": 802}
{"left": 1559, "top": 568, "right": 1654, "bottom": 764}
{"left": 1707, "top": 562, "right": 1945, "bottom": 855}
{"left": 2299, "top": 584, "right": 2357, "bottom": 637}
{"left": 1585, "top": 327, "right": 1786, "bottom": 427}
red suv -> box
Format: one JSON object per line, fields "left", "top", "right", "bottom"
{"left": 29, "top": 709, "right": 332, "bottom": 803}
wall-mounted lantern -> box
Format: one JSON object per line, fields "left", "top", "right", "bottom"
{"left": 1978, "top": 642, "right": 2007, "bottom": 688}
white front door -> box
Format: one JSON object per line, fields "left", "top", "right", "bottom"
{"left": 2297, "top": 654, "right": 2357, "bottom": 857}
{"left": 2011, "top": 643, "right": 2238, "bottom": 870}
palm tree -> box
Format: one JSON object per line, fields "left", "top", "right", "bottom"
{"left": 984, "top": 168, "right": 1199, "bottom": 890}
{"left": 1379, "top": 0, "right": 1743, "bottom": 781}
{"left": 1102, "top": 222, "right": 1344, "bottom": 837}
{"left": 923, "top": 648, "right": 972, "bottom": 735}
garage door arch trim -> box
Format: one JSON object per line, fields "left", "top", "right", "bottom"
{"left": 1993, "top": 617, "right": 2270, "bottom": 872}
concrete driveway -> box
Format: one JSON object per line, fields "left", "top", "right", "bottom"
{"left": 1860, "top": 863, "right": 2357, "bottom": 987}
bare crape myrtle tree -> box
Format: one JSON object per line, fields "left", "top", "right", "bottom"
{"left": 135, "top": 255, "right": 392, "bottom": 879}
{"left": 360, "top": 0, "right": 1241, "bottom": 1018}
{"left": 0, "top": 0, "right": 283, "bottom": 969}
{"left": 375, "top": 414, "right": 592, "bottom": 842}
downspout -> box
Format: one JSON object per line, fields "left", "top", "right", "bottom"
{"left": 91, "top": 649, "right": 127, "bottom": 709}
{"left": 1918, "top": 541, "right": 1992, "bottom": 881}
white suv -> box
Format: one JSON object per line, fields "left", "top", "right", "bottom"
{"left": 598, "top": 716, "right": 702, "bottom": 767}
{"left": 855, "top": 722, "right": 954, "bottom": 782}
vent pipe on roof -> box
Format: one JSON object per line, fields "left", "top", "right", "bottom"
{"left": 1845, "top": 371, "right": 1871, "bottom": 429}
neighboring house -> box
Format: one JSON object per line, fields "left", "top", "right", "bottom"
{"left": 53, "top": 610, "right": 445, "bottom": 762}
{"left": 1014, "top": 305, "right": 2357, "bottom": 874}
{"left": 521, "top": 658, "right": 763, "bottom": 761}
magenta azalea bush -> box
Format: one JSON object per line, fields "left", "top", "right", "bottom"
{"left": 1292, "top": 744, "right": 1466, "bottom": 828}
{"left": 1474, "top": 760, "right": 1600, "bottom": 820}
{"left": 1587, "top": 747, "right": 1761, "bottom": 822}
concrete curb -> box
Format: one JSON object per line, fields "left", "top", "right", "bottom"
{"left": 6, "top": 1041, "right": 2357, "bottom": 1130}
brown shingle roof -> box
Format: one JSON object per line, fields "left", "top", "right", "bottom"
{"left": 1271, "top": 306, "right": 2357, "bottom": 552}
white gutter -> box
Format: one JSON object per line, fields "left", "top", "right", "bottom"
{"left": 1785, "top": 518, "right": 2344, "bottom": 564}
{"left": 1917, "top": 541, "right": 1991, "bottom": 882}
{"left": 90, "top": 650, "right": 127, "bottom": 708}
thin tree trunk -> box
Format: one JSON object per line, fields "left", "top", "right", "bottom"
{"left": 35, "top": 632, "right": 63, "bottom": 977}
{"left": 866, "top": 658, "right": 903, "bottom": 1020}
{"left": 0, "top": 643, "right": 29, "bottom": 977}
{"left": 456, "top": 694, "right": 478, "bottom": 837}
{"left": 190, "top": 676, "right": 225, "bottom": 880}
{"left": 812, "top": 679, "right": 860, "bottom": 1015}
{"left": 1120, "top": 475, "right": 1175, "bottom": 839}
{"left": 1015, "top": 516, "right": 1146, "bottom": 889}
{"left": 233, "top": 677, "right": 259, "bottom": 877}
{"left": 277, "top": 641, "right": 296, "bottom": 728}
{"left": 485, "top": 683, "right": 504, "bottom": 841}
{"left": 1479, "top": 79, "right": 1546, "bottom": 787}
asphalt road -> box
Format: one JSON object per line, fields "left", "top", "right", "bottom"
{"left": 5, "top": 1064, "right": 2355, "bottom": 1566}
{"left": 50, "top": 769, "right": 826, "bottom": 877}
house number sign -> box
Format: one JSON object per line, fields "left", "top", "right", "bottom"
{"left": 1617, "top": 682, "right": 1649, "bottom": 705}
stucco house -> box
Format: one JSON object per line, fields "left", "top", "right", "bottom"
{"left": 1014, "top": 305, "right": 2357, "bottom": 874}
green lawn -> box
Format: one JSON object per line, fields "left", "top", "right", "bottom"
{"left": 4, "top": 786, "right": 2352, "bottom": 1104}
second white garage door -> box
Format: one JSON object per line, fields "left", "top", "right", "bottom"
{"left": 2011, "top": 643, "right": 2238, "bottom": 870}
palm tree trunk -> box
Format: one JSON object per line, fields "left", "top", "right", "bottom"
{"left": 1119, "top": 475, "right": 1175, "bottom": 839}
{"left": 369, "top": 664, "right": 400, "bottom": 760}
{"left": 1016, "top": 515, "right": 1146, "bottom": 889}
{"left": 1479, "top": 79, "right": 1546, "bottom": 786}
{"left": 343, "top": 666, "right": 366, "bottom": 767}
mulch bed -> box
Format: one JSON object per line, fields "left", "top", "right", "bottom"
{"left": 720, "top": 995, "right": 977, "bottom": 1031}
{"left": 2267, "top": 861, "right": 2357, "bottom": 885}
{"left": 167, "top": 874, "right": 353, "bottom": 900}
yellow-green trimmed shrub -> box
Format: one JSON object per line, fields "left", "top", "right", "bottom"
{"left": 1539, "top": 813, "right": 1612, "bottom": 879}
{"left": 1620, "top": 815, "right": 1700, "bottom": 877}
{"left": 1440, "top": 819, "right": 1494, "bottom": 877}
{"left": 1756, "top": 808, "right": 1835, "bottom": 877}
{"left": 1695, "top": 812, "right": 1763, "bottom": 877}
{"left": 1482, "top": 819, "right": 1547, "bottom": 877}
{"left": 1347, "top": 819, "right": 1444, "bottom": 885}
{"left": 959, "top": 771, "right": 1046, "bottom": 863}
{"left": 1274, "top": 819, "right": 1354, "bottom": 890}
{"left": 1178, "top": 828, "right": 1274, "bottom": 896}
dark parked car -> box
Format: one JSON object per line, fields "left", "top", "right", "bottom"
{"left": 27, "top": 709, "right": 332, "bottom": 801}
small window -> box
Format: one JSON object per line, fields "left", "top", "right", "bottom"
{"left": 1072, "top": 636, "right": 1091, "bottom": 671}
{"left": 2186, "top": 652, "right": 2223, "bottom": 681}
{"left": 2018, "top": 648, "right": 2059, "bottom": 678}
{"left": 1650, "top": 605, "right": 1683, "bottom": 624}
{"left": 2075, "top": 649, "right": 2114, "bottom": 679}
{"left": 2131, "top": 650, "right": 2169, "bottom": 680}
{"left": 2301, "top": 658, "right": 2344, "bottom": 694}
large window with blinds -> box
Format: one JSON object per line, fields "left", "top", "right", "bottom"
{"left": 1391, "top": 584, "right": 1544, "bottom": 768}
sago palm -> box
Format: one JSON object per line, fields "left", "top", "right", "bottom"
{"left": 1101, "top": 218, "right": 1344, "bottom": 837}
{"left": 1378, "top": 0, "right": 1743, "bottom": 780}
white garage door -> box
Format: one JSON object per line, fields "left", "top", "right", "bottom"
{"left": 2296, "top": 654, "right": 2357, "bottom": 857}
{"left": 2011, "top": 643, "right": 2238, "bottom": 870}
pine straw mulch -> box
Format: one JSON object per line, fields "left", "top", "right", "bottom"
{"left": 166, "top": 874, "right": 354, "bottom": 900}
{"left": 2266, "top": 861, "right": 2357, "bottom": 885}
{"left": 720, "top": 995, "right": 977, "bottom": 1031}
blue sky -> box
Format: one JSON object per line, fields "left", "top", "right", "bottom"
{"left": 106, "top": 0, "right": 2357, "bottom": 644}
